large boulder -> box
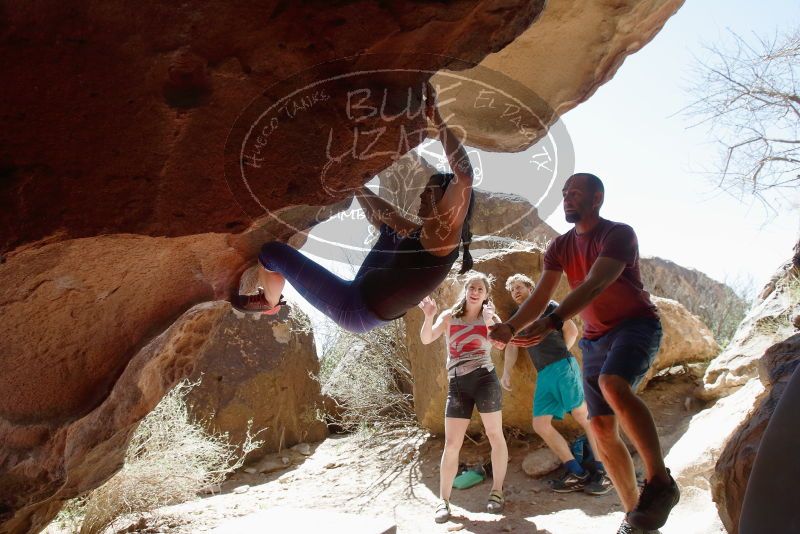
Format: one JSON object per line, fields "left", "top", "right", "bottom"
{"left": 0, "top": 299, "right": 230, "bottom": 534}
{"left": 404, "top": 247, "right": 718, "bottom": 434}
{"left": 693, "top": 244, "right": 800, "bottom": 532}
{"left": 470, "top": 191, "right": 558, "bottom": 247}
{"left": 187, "top": 305, "right": 327, "bottom": 460}
{"left": 658, "top": 379, "right": 765, "bottom": 534}
{"left": 650, "top": 257, "right": 798, "bottom": 534}
{"left": 641, "top": 296, "right": 719, "bottom": 389}
{"left": 431, "top": 0, "right": 685, "bottom": 151}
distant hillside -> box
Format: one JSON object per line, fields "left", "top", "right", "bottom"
{"left": 640, "top": 257, "right": 749, "bottom": 346}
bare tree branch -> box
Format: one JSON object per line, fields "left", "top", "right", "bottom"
{"left": 684, "top": 27, "right": 800, "bottom": 213}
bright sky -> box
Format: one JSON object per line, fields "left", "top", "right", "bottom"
{"left": 292, "top": 0, "right": 800, "bottom": 338}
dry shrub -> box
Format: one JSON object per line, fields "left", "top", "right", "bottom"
{"left": 319, "top": 319, "right": 417, "bottom": 434}
{"left": 785, "top": 271, "right": 800, "bottom": 304}
{"left": 54, "top": 380, "right": 261, "bottom": 534}
{"left": 751, "top": 270, "right": 800, "bottom": 340}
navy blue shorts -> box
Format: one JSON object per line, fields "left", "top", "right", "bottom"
{"left": 578, "top": 317, "right": 662, "bottom": 418}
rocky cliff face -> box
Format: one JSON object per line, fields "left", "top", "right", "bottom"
{"left": 708, "top": 246, "right": 800, "bottom": 534}
{"left": 711, "top": 334, "right": 800, "bottom": 534}
{"left": 0, "top": 300, "right": 231, "bottom": 534}
{"left": 640, "top": 256, "right": 749, "bottom": 345}
{"left": 700, "top": 258, "right": 799, "bottom": 400}
{"left": 0, "top": 1, "right": 547, "bottom": 254}
{"left": 0, "top": 3, "right": 546, "bottom": 531}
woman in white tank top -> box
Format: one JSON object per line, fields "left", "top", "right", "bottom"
{"left": 419, "top": 272, "right": 509, "bottom": 522}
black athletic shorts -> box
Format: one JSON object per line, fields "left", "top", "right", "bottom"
{"left": 445, "top": 366, "right": 502, "bottom": 419}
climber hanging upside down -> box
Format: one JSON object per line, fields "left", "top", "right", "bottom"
{"left": 230, "top": 83, "right": 476, "bottom": 333}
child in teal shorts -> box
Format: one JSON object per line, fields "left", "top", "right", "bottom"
{"left": 501, "top": 274, "right": 612, "bottom": 495}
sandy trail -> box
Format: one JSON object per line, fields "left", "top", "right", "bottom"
{"left": 97, "top": 370, "right": 725, "bottom": 534}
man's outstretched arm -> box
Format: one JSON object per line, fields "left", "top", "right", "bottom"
{"left": 512, "top": 256, "right": 625, "bottom": 347}
{"left": 488, "top": 269, "right": 561, "bottom": 346}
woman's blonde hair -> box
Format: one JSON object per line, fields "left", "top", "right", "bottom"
{"left": 451, "top": 271, "right": 494, "bottom": 319}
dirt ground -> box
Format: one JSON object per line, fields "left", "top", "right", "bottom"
{"left": 86, "top": 370, "right": 720, "bottom": 534}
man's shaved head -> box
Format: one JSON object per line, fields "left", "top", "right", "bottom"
{"left": 569, "top": 173, "right": 604, "bottom": 195}
{"left": 562, "top": 173, "right": 605, "bottom": 223}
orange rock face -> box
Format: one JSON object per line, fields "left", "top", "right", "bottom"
{"left": 0, "top": 1, "right": 544, "bottom": 255}
{"left": 432, "top": 0, "right": 685, "bottom": 151}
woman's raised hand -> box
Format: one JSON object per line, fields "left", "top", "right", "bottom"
{"left": 482, "top": 300, "right": 496, "bottom": 324}
{"left": 418, "top": 295, "right": 438, "bottom": 318}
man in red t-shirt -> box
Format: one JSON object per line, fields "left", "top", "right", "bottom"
{"left": 489, "top": 173, "right": 679, "bottom": 533}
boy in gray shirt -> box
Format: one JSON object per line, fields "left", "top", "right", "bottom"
{"left": 502, "top": 273, "right": 610, "bottom": 495}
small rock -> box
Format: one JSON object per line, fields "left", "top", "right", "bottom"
{"left": 447, "top": 525, "right": 464, "bottom": 532}
{"left": 291, "top": 443, "right": 312, "bottom": 456}
{"left": 257, "top": 457, "right": 291, "bottom": 474}
{"left": 325, "top": 462, "right": 341, "bottom": 469}
{"left": 244, "top": 467, "right": 257, "bottom": 474}
{"left": 281, "top": 456, "right": 291, "bottom": 465}
{"left": 278, "top": 473, "right": 293, "bottom": 484}
{"left": 522, "top": 448, "right": 560, "bottom": 477}
{"left": 199, "top": 483, "right": 221, "bottom": 495}
{"left": 233, "top": 485, "right": 250, "bottom": 494}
